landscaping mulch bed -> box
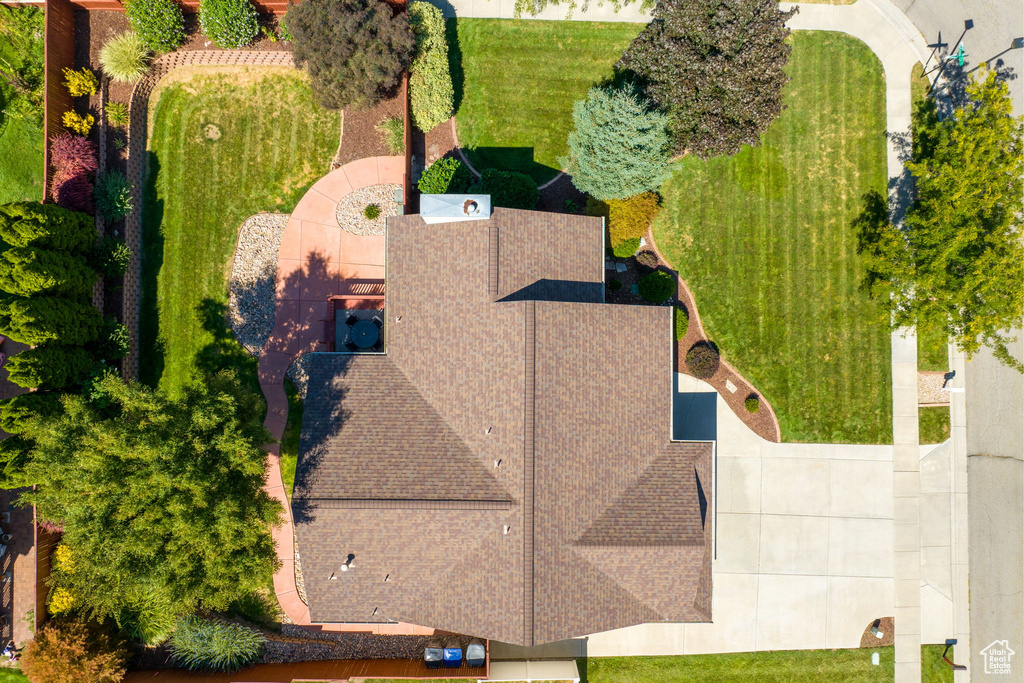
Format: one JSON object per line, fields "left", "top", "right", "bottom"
{"left": 859, "top": 616, "right": 895, "bottom": 648}
{"left": 644, "top": 229, "right": 782, "bottom": 443}
{"left": 335, "top": 93, "right": 404, "bottom": 166}
{"left": 422, "top": 116, "right": 458, "bottom": 167}
{"left": 536, "top": 172, "right": 586, "bottom": 214}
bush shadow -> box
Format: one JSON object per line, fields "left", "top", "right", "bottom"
{"left": 137, "top": 151, "right": 164, "bottom": 387}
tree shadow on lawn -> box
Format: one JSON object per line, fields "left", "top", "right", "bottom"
{"left": 463, "top": 145, "right": 561, "bottom": 185}
{"left": 138, "top": 151, "right": 165, "bottom": 388}
{"left": 194, "top": 298, "right": 261, "bottom": 398}
{"left": 445, "top": 17, "right": 465, "bottom": 115}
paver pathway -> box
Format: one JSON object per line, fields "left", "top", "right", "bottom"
{"left": 256, "top": 157, "right": 436, "bottom": 635}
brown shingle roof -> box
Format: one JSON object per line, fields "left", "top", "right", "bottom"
{"left": 293, "top": 208, "right": 712, "bottom": 646}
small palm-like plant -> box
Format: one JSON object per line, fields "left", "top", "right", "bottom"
{"left": 100, "top": 32, "right": 150, "bottom": 83}
{"left": 169, "top": 616, "right": 265, "bottom": 672}
{"left": 364, "top": 203, "right": 381, "bottom": 220}
{"left": 105, "top": 101, "right": 130, "bottom": 128}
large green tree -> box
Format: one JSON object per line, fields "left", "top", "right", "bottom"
{"left": 0, "top": 201, "right": 95, "bottom": 253}
{"left": 560, "top": 84, "right": 672, "bottom": 200}
{"left": 20, "top": 372, "right": 281, "bottom": 632}
{"left": 4, "top": 345, "right": 95, "bottom": 389}
{"left": 619, "top": 0, "right": 795, "bottom": 158}
{"left": 0, "top": 295, "right": 103, "bottom": 346}
{"left": 288, "top": 0, "right": 413, "bottom": 110}
{"left": 0, "top": 246, "right": 97, "bottom": 298}
{"left": 0, "top": 391, "right": 64, "bottom": 433}
{"left": 858, "top": 70, "right": 1024, "bottom": 370}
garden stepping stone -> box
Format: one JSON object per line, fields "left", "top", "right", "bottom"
{"left": 725, "top": 379, "right": 738, "bottom": 393}
{"left": 615, "top": 263, "right": 627, "bottom": 272}
{"left": 631, "top": 284, "right": 640, "bottom": 295}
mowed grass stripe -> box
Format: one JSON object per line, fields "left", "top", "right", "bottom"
{"left": 655, "top": 31, "right": 891, "bottom": 444}
{"left": 140, "top": 69, "right": 338, "bottom": 395}
{"left": 453, "top": 18, "right": 643, "bottom": 183}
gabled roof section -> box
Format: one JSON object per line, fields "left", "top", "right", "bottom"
{"left": 293, "top": 209, "right": 713, "bottom": 647}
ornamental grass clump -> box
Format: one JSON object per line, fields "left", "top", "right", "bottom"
{"left": 199, "top": 0, "right": 259, "bottom": 49}
{"left": 686, "top": 342, "right": 720, "bottom": 379}
{"left": 364, "top": 203, "right": 381, "bottom": 220}
{"left": 169, "top": 616, "right": 265, "bottom": 672}
{"left": 125, "top": 0, "right": 185, "bottom": 53}
{"left": 105, "top": 101, "right": 130, "bottom": 127}
{"left": 99, "top": 31, "right": 150, "bottom": 83}
{"left": 638, "top": 269, "right": 674, "bottom": 303}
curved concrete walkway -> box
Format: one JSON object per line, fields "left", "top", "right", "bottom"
{"left": 258, "top": 157, "right": 434, "bottom": 633}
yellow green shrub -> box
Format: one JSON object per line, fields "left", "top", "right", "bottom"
{"left": 62, "top": 111, "right": 95, "bottom": 136}
{"left": 62, "top": 67, "right": 99, "bottom": 97}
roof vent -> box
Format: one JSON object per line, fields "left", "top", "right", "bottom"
{"left": 494, "top": 458, "right": 502, "bottom": 468}
{"left": 485, "top": 426, "right": 492, "bottom": 435}
{"left": 503, "top": 525, "right": 511, "bottom": 535}
{"left": 371, "top": 607, "right": 378, "bottom": 617}
{"left": 341, "top": 553, "right": 355, "bottom": 571}
{"left": 383, "top": 574, "right": 391, "bottom": 582}
{"left": 328, "top": 572, "right": 337, "bottom": 580}
{"left": 395, "top": 315, "right": 402, "bottom": 323}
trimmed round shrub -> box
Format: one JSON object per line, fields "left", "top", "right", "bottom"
{"left": 199, "top": 0, "right": 259, "bottom": 48}
{"left": 611, "top": 237, "right": 640, "bottom": 258}
{"left": 608, "top": 279, "right": 622, "bottom": 292}
{"left": 468, "top": 169, "right": 539, "bottom": 210}
{"left": 53, "top": 172, "right": 94, "bottom": 214}
{"left": 686, "top": 342, "right": 720, "bottom": 379}
{"left": 169, "top": 615, "right": 265, "bottom": 672}
{"left": 637, "top": 269, "right": 674, "bottom": 303}
{"left": 409, "top": 1, "right": 454, "bottom": 131}
{"left": 94, "top": 171, "right": 133, "bottom": 221}
{"left": 418, "top": 157, "right": 472, "bottom": 194}
{"left": 674, "top": 304, "right": 689, "bottom": 340}
{"left": 125, "top": 0, "right": 185, "bottom": 53}
{"left": 92, "top": 236, "right": 132, "bottom": 278}
{"left": 364, "top": 203, "right": 381, "bottom": 220}
{"left": 49, "top": 133, "right": 98, "bottom": 174}
{"left": 100, "top": 32, "right": 149, "bottom": 83}
{"left": 745, "top": 394, "right": 761, "bottom": 413}
{"left": 635, "top": 250, "right": 659, "bottom": 269}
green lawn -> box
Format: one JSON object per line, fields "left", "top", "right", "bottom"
{"left": 584, "top": 646, "right": 953, "bottom": 682}
{"left": 0, "top": 670, "right": 28, "bottom": 682}
{"left": 0, "top": 7, "right": 44, "bottom": 205}
{"left": 920, "top": 405, "right": 951, "bottom": 444}
{"left": 139, "top": 68, "right": 338, "bottom": 395}
{"left": 653, "top": 31, "right": 892, "bottom": 444}
{"left": 451, "top": 18, "right": 643, "bottom": 184}
{"left": 280, "top": 378, "right": 303, "bottom": 495}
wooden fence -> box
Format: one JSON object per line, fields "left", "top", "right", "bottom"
{"left": 41, "top": 0, "right": 75, "bottom": 203}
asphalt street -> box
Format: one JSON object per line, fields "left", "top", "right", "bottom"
{"left": 892, "top": 0, "right": 1024, "bottom": 680}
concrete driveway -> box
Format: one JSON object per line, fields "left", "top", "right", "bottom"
{"left": 583, "top": 374, "right": 897, "bottom": 655}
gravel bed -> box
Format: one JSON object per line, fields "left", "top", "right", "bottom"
{"left": 287, "top": 352, "right": 315, "bottom": 399}
{"left": 229, "top": 213, "right": 289, "bottom": 355}
{"left": 918, "top": 371, "right": 950, "bottom": 405}
{"left": 335, "top": 184, "right": 402, "bottom": 236}
{"left": 294, "top": 531, "right": 308, "bottom": 605}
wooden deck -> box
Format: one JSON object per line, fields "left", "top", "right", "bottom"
{"left": 124, "top": 658, "right": 487, "bottom": 682}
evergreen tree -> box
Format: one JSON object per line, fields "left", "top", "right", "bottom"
{"left": 0, "top": 391, "right": 64, "bottom": 433}
{"left": 0, "top": 296, "right": 104, "bottom": 346}
{"left": 0, "top": 434, "right": 34, "bottom": 488}
{"left": 288, "top": 0, "right": 414, "bottom": 110}
{"left": 0, "top": 202, "right": 96, "bottom": 253}
{"left": 20, "top": 372, "right": 281, "bottom": 630}
{"left": 4, "top": 346, "right": 95, "bottom": 389}
{"left": 560, "top": 84, "right": 672, "bottom": 200}
{"left": 0, "top": 247, "right": 98, "bottom": 298}
{"left": 857, "top": 70, "right": 1024, "bottom": 370}
{"left": 619, "top": 0, "right": 795, "bottom": 158}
